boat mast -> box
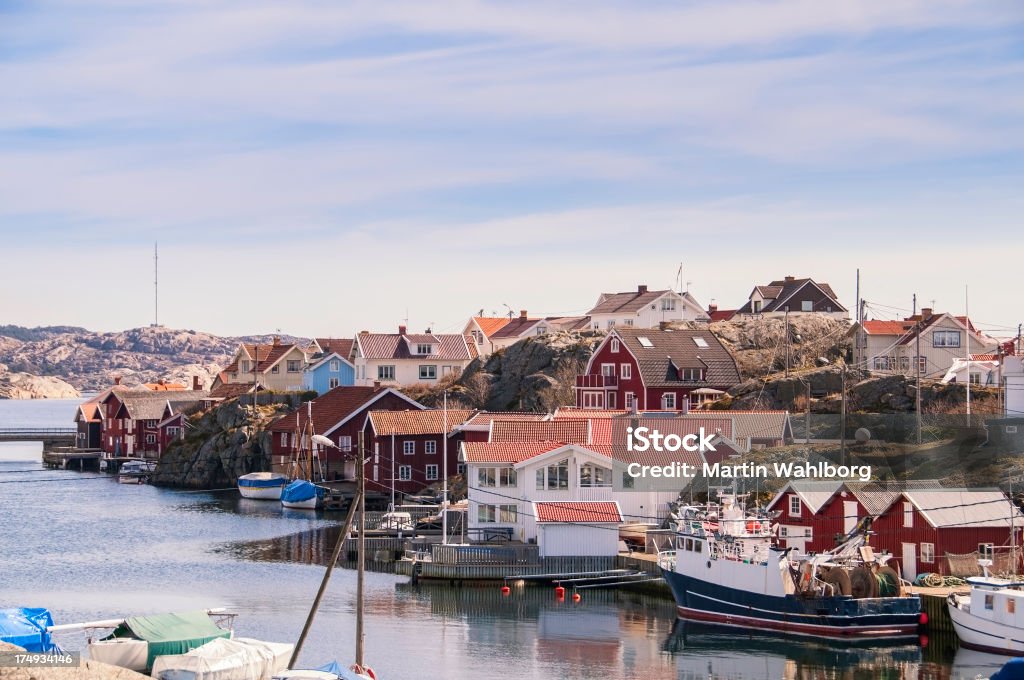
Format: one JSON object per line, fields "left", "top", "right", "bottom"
{"left": 442, "top": 390, "right": 448, "bottom": 545}
{"left": 356, "top": 429, "right": 366, "bottom": 666}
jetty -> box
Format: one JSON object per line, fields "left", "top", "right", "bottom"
{"left": 41, "top": 447, "right": 103, "bottom": 471}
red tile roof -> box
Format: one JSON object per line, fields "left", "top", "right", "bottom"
{"left": 224, "top": 342, "right": 302, "bottom": 373}
{"left": 490, "top": 317, "right": 542, "bottom": 339}
{"left": 356, "top": 332, "right": 474, "bottom": 361}
{"left": 489, "top": 419, "right": 590, "bottom": 445}
{"left": 143, "top": 382, "right": 188, "bottom": 391}
{"left": 314, "top": 338, "right": 354, "bottom": 359}
{"left": 269, "top": 386, "right": 422, "bottom": 436}
{"left": 709, "top": 309, "right": 737, "bottom": 322}
{"left": 472, "top": 317, "right": 512, "bottom": 338}
{"left": 534, "top": 501, "right": 622, "bottom": 523}
{"left": 367, "top": 409, "right": 476, "bottom": 436}
{"left": 971, "top": 354, "right": 999, "bottom": 361}
{"left": 459, "top": 411, "right": 550, "bottom": 429}
{"left": 461, "top": 441, "right": 565, "bottom": 464}
{"left": 553, "top": 408, "right": 628, "bottom": 419}
{"left": 861, "top": 320, "right": 913, "bottom": 335}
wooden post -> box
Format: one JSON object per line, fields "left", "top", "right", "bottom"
{"left": 356, "top": 430, "right": 365, "bottom": 667}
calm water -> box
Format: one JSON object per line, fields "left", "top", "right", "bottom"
{"left": 0, "top": 399, "right": 1008, "bottom": 679}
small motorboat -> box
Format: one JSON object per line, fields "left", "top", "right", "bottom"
{"left": 0, "top": 607, "right": 61, "bottom": 653}
{"left": 948, "top": 563, "right": 1024, "bottom": 655}
{"left": 117, "top": 459, "right": 156, "bottom": 484}
{"left": 281, "top": 480, "right": 327, "bottom": 510}
{"left": 151, "top": 637, "right": 294, "bottom": 680}
{"left": 238, "top": 472, "right": 290, "bottom": 500}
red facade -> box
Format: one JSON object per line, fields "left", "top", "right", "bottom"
{"left": 362, "top": 429, "right": 464, "bottom": 496}
{"left": 576, "top": 340, "right": 645, "bottom": 410}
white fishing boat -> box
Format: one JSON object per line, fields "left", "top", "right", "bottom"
{"left": 117, "top": 459, "right": 156, "bottom": 484}
{"left": 659, "top": 493, "right": 924, "bottom": 639}
{"left": 279, "top": 404, "right": 331, "bottom": 510}
{"left": 238, "top": 472, "right": 290, "bottom": 500}
{"left": 948, "top": 566, "right": 1024, "bottom": 654}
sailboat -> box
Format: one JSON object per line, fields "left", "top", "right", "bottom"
{"left": 276, "top": 432, "right": 377, "bottom": 680}
{"left": 281, "top": 402, "right": 329, "bottom": 510}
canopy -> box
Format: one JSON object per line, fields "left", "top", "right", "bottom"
{"left": 0, "top": 608, "right": 57, "bottom": 652}
{"left": 281, "top": 480, "right": 319, "bottom": 503}
{"left": 110, "top": 610, "right": 230, "bottom": 668}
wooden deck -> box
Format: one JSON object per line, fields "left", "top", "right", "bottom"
{"left": 41, "top": 449, "right": 103, "bottom": 471}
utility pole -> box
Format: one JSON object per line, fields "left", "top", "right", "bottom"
{"left": 914, "top": 294, "right": 922, "bottom": 445}
{"left": 840, "top": 363, "right": 847, "bottom": 467}
{"left": 442, "top": 390, "right": 449, "bottom": 545}
{"left": 855, "top": 269, "right": 860, "bottom": 325}
{"left": 356, "top": 430, "right": 365, "bottom": 667}
{"left": 153, "top": 242, "right": 159, "bottom": 327}
{"left": 785, "top": 309, "right": 790, "bottom": 378}
{"left": 966, "top": 285, "right": 972, "bottom": 418}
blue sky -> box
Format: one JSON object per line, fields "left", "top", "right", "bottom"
{"left": 2, "top": 1, "right": 1022, "bottom": 338}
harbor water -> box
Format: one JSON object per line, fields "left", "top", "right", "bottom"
{"left": 0, "top": 398, "right": 1009, "bottom": 679}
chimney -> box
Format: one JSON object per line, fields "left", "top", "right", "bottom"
{"left": 114, "top": 376, "right": 122, "bottom": 386}
{"left": 373, "top": 380, "right": 381, "bottom": 388}
{"left": 192, "top": 376, "right": 202, "bottom": 391}
{"left": 638, "top": 284, "right": 648, "bottom": 294}
{"left": 681, "top": 395, "right": 690, "bottom": 414}
{"left": 519, "top": 310, "right": 528, "bottom": 319}
{"left": 398, "top": 325, "right": 407, "bottom": 335}
{"left": 708, "top": 302, "right": 718, "bottom": 313}
{"left": 921, "top": 307, "right": 933, "bottom": 320}
{"left": 784, "top": 275, "right": 795, "bottom": 282}
{"left": 659, "top": 321, "right": 671, "bottom": 330}
{"left": 272, "top": 335, "right": 281, "bottom": 346}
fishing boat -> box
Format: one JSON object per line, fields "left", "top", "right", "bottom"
{"left": 238, "top": 471, "right": 290, "bottom": 500}
{"left": 658, "top": 493, "right": 924, "bottom": 639}
{"left": 117, "top": 459, "right": 156, "bottom": 484}
{"left": 948, "top": 562, "right": 1024, "bottom": 654}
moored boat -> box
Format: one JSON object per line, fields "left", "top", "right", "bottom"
{"left": 117, "top": 459, "right": 156, "bottom": 484}
{"left": 238, "top": 472, "right": 290, "bottom": 500}
{"left": 948, "top": 570, "right": 1024, "bottom": 655}
{"left": 281, "top": 479, "right": 327, "bottom": 509}
{"left": 658, "top": 493, "right": 924, "bottom": 639}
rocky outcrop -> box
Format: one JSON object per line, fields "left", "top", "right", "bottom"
{"left": 706, "top": 316, "right": 850, "bottom": 379}
{"left": 0, "top": 642, "right": 149, "bottom": 680}
{"left": 0, "top": 364, "right": 80, "bottom": 399}
{"left": 0, "top": 325, "right": 301, "bottom": 394}
{"left": 150, "top": 399, "right": 294, "bottom": 489}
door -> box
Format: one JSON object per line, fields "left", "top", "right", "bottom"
{"left": 902, "top": 542, "right": 917, "bottom": 580}
{"left": 607, "top": 392, "right": 617, "bottom": 409}
{"left": 843, "top": 501, "right": 858, "bottom": 534}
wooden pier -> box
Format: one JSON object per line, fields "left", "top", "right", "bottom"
{"left": 41, "top": 448, "right": 103, "bottom": 471}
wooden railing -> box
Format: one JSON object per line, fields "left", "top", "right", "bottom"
{"left": 430, "top": 543, "right": 539, "bottom": 565}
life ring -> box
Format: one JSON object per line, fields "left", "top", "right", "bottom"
{"left": 746, "top": 520, "right": 760, "bottom": 533}
{"left": 351, "top": 664, "right": 377, "bottom": 679}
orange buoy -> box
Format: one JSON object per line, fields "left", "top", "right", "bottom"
{"left": 501, "top": 585, "right": 511, "bottom": 596}
{"left": 554, "top": 585, "right": 565, "bottom": 598}
{"left": 919, "top": 612, "right": 929, "bottom": 626}
{"left": 572, "top": 593, "right": 581, "bottom": 602}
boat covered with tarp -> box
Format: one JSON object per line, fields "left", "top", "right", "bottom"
{"left": 151, "top": 636, "right": 294, "bottom": 680}
{"left": 0, "top": 608, "right": 60, "bottom": 652}
{"left": 88, "top": 610, "right": 232, "bottom": 671}
{"left": 274, "top": 660, "right": 375, "bottom": 680}
{"left": 238, "top": 472, "right": 290, "bottom": 500}
{"left": 281, "top": 479, "right": 326, "bottom": 509}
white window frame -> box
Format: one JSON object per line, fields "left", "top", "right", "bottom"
{"left": 601, "top": 363, "right": 616, "bottom": 377}
{"left": 660, "top": 298, "right": 677, "bottom": 311}
{"left": 903, "top": 501, "right": 913, "bottom": 528}
{"left": 425, "top": 464, "right": 439, "bottom": 481}
{"left": 378, "top": 365, "right": 395, "bottom": 381}
{"left": 145, "top": 434, "right": 156, "bottom": 444}
{"left": 801, "top": 300, "right": 813, "bottom": 312}
{"left": 610, "top": 338, "right": 620, "bottom": 353}
{"left": 921, "top": 542, "right": 935, "bottom": 563}
{"left": 416, "top": 343, "right": 433, "bottom": 355}
{"left": 287, "top": 360, "right": 302, "bottom": 373}
{"left": 425, "top": 440, "right": 437, "bottom": 455}
{"left": 338, "top": 436, "right": 352, "bottom": 452}
{"left": 328, "top": 377, "right": 340, "bottom": 389}
{"left": 398, "top": 465, "right": 412, "bottom": 481}
{"left": 403, "top": 441, "right": 415, "bottom": 455}
{"left": 933, "top": 330, "right": 961, "bottom": 348}
{"left": 621, "top": 364, "right": 632, "bottom": 379}
{"left": 419, "top": 365, "right": 437, "bottom": 380}
{"left": 625, "top": 392, "right": 635, "bottom": 408}
{"left": 789, "top": 495, "right": 802, "bottom": 517}
{"left": 662, "top": 393, "right": 676, "bottom": 410}
{"left": 329, "top": 359, "right": 340, "bottom": 371}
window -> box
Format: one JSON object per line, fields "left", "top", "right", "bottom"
{"left": 580, "top": 464, "right": 611, "bottom": 487}
{"left": 378, "top": 365, "right": 395, "bottom": 381}
{"left": 801, "top": 300, "right": 813, "bottom": 312}
{"left": 500, "top": 468, "right": 517, "bottom": 487}
{"left": 1008, "top": 426, "right": 1019, "bottom": 434}
{"left": 582, "top": 392, "right": 604, "bottom": 409}
{"left": 984, "top": 594, "right": 994, "bottom": 610}
{"left": 980, "top": 543, "right": 995, "bottom": 559}
{"left": 917, "top": 356, "right": 927, "bottom": 373}
{"left": 328, "top": 377, "right": 340, "bottom": 389}
{"left": 933, "top": 330, "right": 961, "bottom": 348}
{"left": 753, "top": 300, "right": 762, "bottom": 313}
{"left": 693, "top": 337, "right": 709, "bottom": 348}
{"left": 403, "top": 441, "right": 415, "bottom": 455}
{"left": 970, "top": 373, "right": 981, "bottom": 385}
{"left": 607, "top": 320, "right": 616, "bottom": 328}
{"left": 611, "top": 338, "right": 620, "bottom": 353}
{"left": 662, "top": 393, "right": 676, "bottom": 410}
{"left": 660, "top": 298, "right": 677, "bottom": 311}
{"left": 780, "top": 527, "right": 789, "bottom": 537}
{"left": 330, "top": 360, "right": 340, "bottom": 371}
{"left": 625, "top": 392, "right": 636, "bottom": 408}
{"left": 789, "top": 495, "right": 802, "bottom": 517}
{"left": 419, "top": 365, "right": 437, "bottom": 380}
{"left": 478, "top": 504, "right": 517, "bottom": 523}
{"left": 146, "top": 420, "right": 157, "bottom": 428}
{"left": 457, "top": 463, "right": 466, "bottom": 475}
{"left": 339, "top": 436, "right": 352, "bottom": 452}
{"left": 601, "top": 364, "right": 615, "bottom": 377}
{"left": 241, "top": 360, "right": 251, "bottom": 373}
{"left": 499, "top": 505, "right": 517, "bottom": 523}
{"left": 416, "top": 343, "right": 433, "bottom": 355}
{"left": 167, "top": 426, "right": 180, "bottom": 439}
{"left": 680, "top": 368, "right": 704, "bottom": 382}
{"left": 287, "top": 360, "right": 302, "bottom": 372}
{"left": 478, "top": 504, "right": 495, "bottom": 523}
{"left": 281, "top": 433, "right": 288, "bottom": 447}
{"left": 535, "top": 326, "right": 547, "bottom": 335}
{"left": 145, "top": 434, "right": 156, "bottom": 444}
{"left": 898, "top": 356, "right": 910, "bottom": 372}
{"left": 621, "top": 364, "right": 632, "bottom": 379}
{"left": 903, "top": 502, "right": 913, "bottom": 528}
{"left": 398, "top": 466, "right": 412, "bottom": 481}
{"left": 425, "top": 441, "right": 437, "bottom": 455}
{"left": 426, "top": 464, "right": 438, "bottom": 481}
{"left": 921, "top": 542, "right": 935, "bottom": 563}
{"left": 478, "top": 468, "right": 496, "bottom": 487}
{"left": 271, "top": 365, "right": 279, "bottom": 374}
{"left": 623, "top": 318, "right": 633, "bottom": 326}
{"left": 536, "top": 459, "right": 569, "bottom": 490}
{"left": 1009, "top": 599, "right": 1016, "bottom": 614}
{"left": 873, "top": 356, "right": 892, "bottom": 371}
{"left": 637, "top": 336, "right": 653, "bottom": 348}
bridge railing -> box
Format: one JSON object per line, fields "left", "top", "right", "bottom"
{"left": 0, "top": 428, "right": 77, "bottom": 436}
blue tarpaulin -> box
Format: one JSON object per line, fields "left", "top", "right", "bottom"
{"left": 315, "top": 660, "right": 368, "bottom": 680}
{"left": 281, "top": 480, "right": 319, "bottom": 503}
{"left": 0, "top": 608, "right": 57, "bottom": 652}
{"left": 993, "top": 658, "right": 1024, "bottom": 680}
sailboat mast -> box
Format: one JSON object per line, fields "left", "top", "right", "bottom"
{"left": 966, "top": 285, "right": 971, "bottom": 417}
{"left": 356, "top": 430, "right": 366, "bottom": 666}
{"left": 442, "top": 390, "right": 448, "bottom": 545}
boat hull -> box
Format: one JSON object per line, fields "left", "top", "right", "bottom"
{"left": 661, "top": 567, "right": 921, "bottom": 639}
{"left": 238, "top": 473, "right": 290, "bottom": 500}
{"left": 281, "top": 497, "right": 321, "bottom": 509}
{"left": 948, "top": 596, "right": 1024, "bottom": 655}
{"left": 239, "top": 485, "right": 286, "bottom": 500}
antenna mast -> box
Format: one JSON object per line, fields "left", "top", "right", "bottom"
{"left": 153, "top": 241, "right": 159, "bottom": 327}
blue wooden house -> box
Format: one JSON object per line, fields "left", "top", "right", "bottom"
{"left": 302, "top": 351, "right": 356, "bottom": 394}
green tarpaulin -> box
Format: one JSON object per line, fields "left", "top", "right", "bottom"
{"left": 109, "top": 610, "right": 230, "bottom": 668}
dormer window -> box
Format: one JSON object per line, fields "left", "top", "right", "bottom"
{"left": 611, "top": 338, "right": 620, "bottom": 353}
{"left": 416, "top": 343, "right": 433, "bottom": 355}
{"left": 753, "top": 300, "right": 762, "bottom": 313}
{"left": 680, "top": 368, "right": 705, "bottom": 382}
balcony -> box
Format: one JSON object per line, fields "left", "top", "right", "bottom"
{"left": 576, "top": 374, "right": 618, "bottom": 389}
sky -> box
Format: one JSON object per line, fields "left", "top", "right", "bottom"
{"left": 1, "top": 1, "right": 1022, "bottom": 339}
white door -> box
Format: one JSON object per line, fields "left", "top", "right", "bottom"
{"left": 902, "top": 542, "right": 917, "bottom": 580}
{"left": 843, "top": 501, "right": 858, "bottom": 533}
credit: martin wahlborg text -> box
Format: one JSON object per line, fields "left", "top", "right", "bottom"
{"left": 624, "top": 426, "right": 872, "bottom": 482}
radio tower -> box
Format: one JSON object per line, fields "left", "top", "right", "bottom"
{"left": 152, "top": 241, "right": 159, "bottom": 327}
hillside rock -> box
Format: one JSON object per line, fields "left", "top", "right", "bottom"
{"left": 150, "top": 399, "right": 294, "bottom": 489}
{"left": 0, "top": 325, "right": 303, "bottom": 394}
{"left": 705, "top": 316, "right": 850, "bottom": 379}
{"left": 0, "top": 364, "right": 80, "bottom": 399}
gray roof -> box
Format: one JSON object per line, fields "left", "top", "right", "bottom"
{"left": 588, "top": 289, "right": 674, "bottom": 315}
{"left": 119, "top": 391, "right": 211, "bottom": 420}
{"left": 613, "top": 328, "right": 741, "bottom": 388}
{"left": 737, "top": 278, "right": 847, "bottom": 314}
{"left": 903, "top": 488, "right": 1023, "bottom": 529}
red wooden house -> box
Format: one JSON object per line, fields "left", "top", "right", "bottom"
{"left": 99, "top": 385, "right": 211, "bottom": 457}
{"left": 267, "top": 386, "right": 423, "bottom": 482}
{"left": 362, "top": 409, "right": 476, "bottom": 496}
{"left": 575, "top": 327, "right": 741, "bottom": 411}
